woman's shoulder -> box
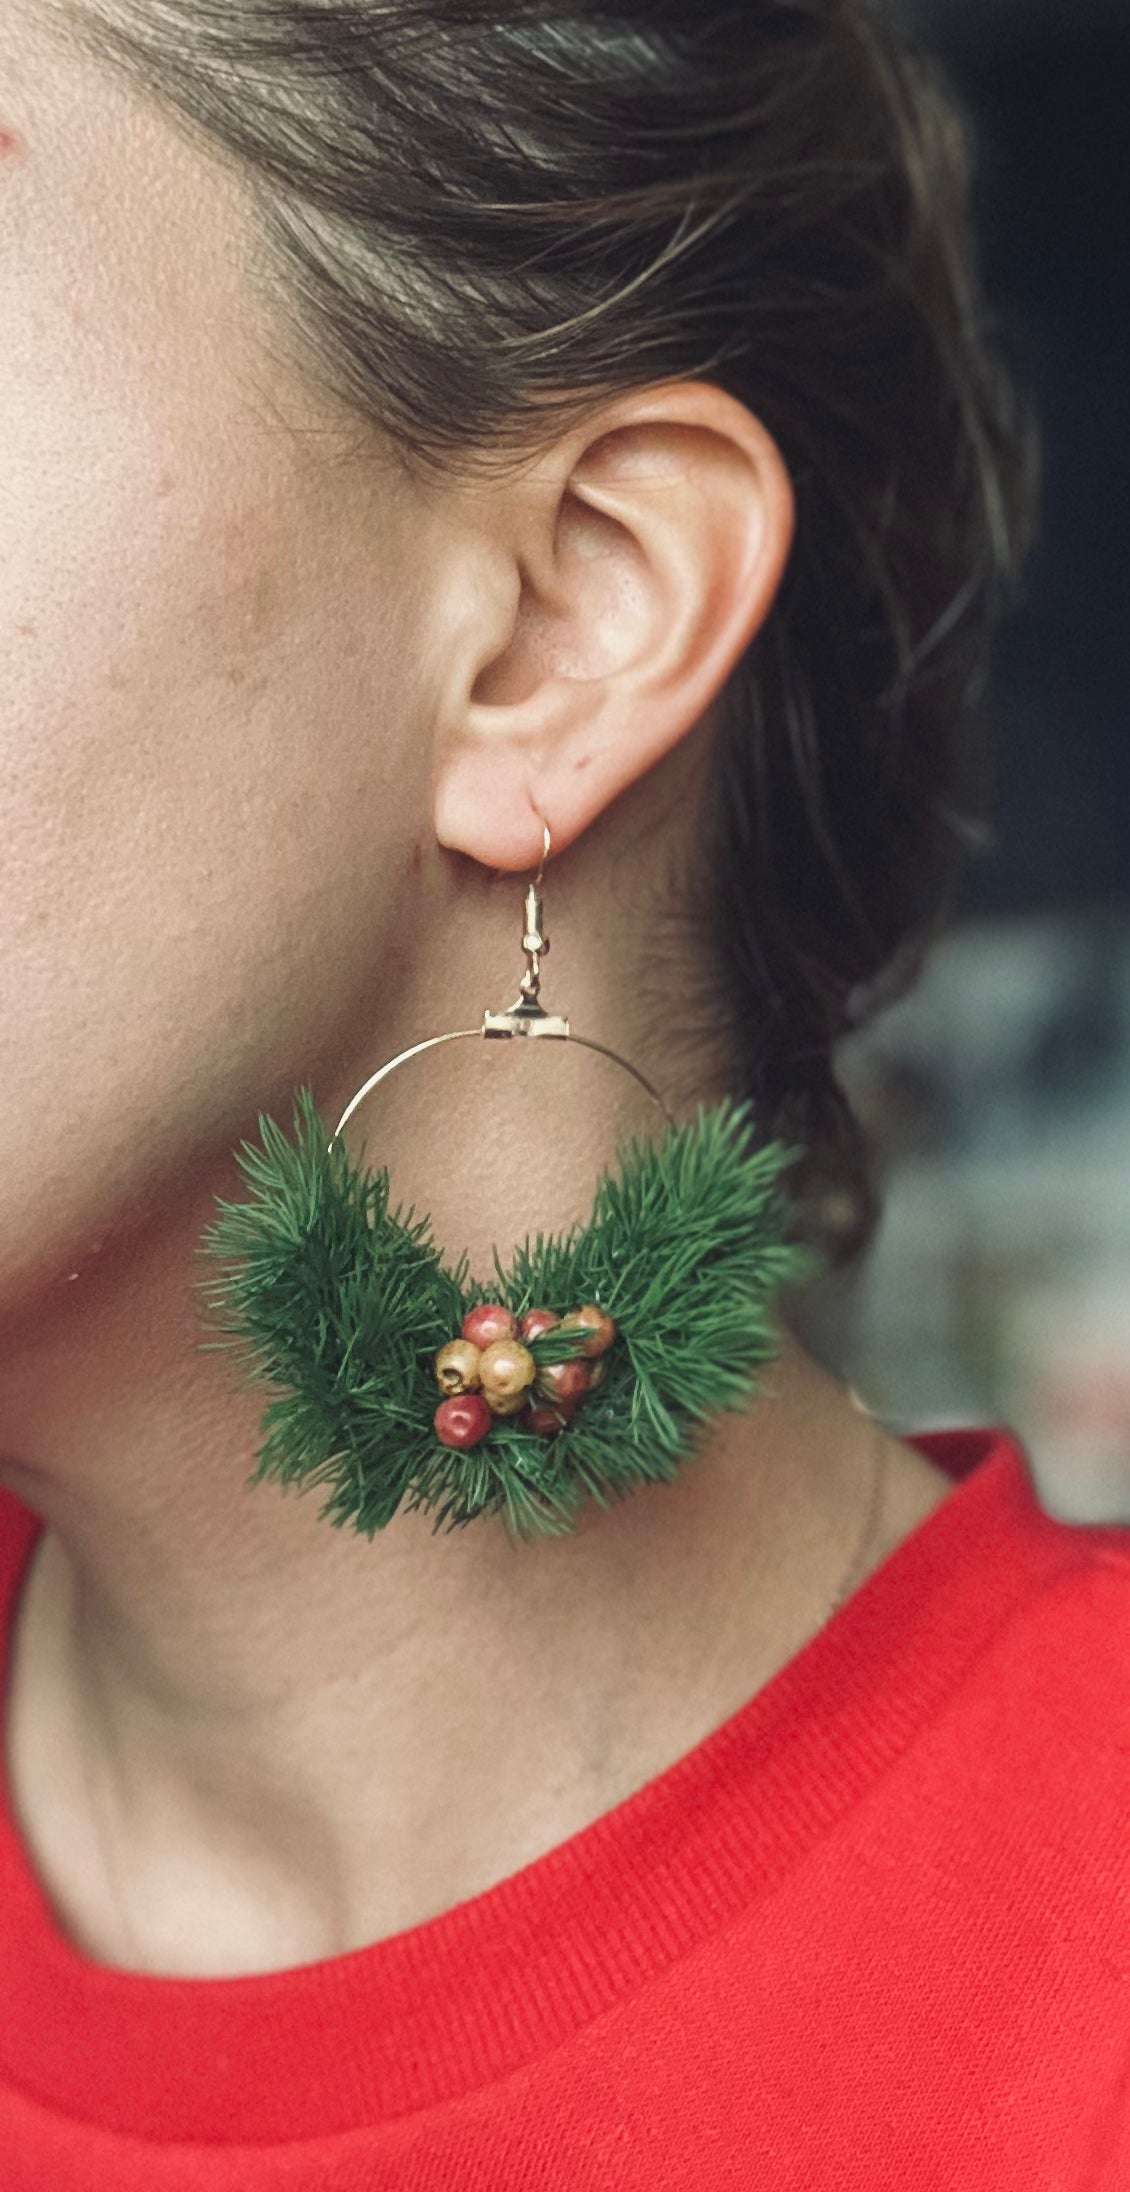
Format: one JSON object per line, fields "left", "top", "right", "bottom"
{"left": 937, "top": 1454, "right": 1130, "bottom": 1818}
{"left": 865, "top": 1427, "right": 1130, "bottom": 1791}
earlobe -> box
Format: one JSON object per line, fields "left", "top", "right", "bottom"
{"left": 433, "top": 743, "right": 554, "bottom": 872}
{"left": 432, "top": 382, "right": 795, "bottom": 872}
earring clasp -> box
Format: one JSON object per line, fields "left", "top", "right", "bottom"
{"left": 483, "top": 821, "right": 569, "bottom": 1039}
{"left": 332, "top": 816, "right": 671, "bottom": 1146}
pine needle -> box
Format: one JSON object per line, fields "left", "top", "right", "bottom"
{"left": 197, "top": 1086, "right": 818, "bottom": 1541}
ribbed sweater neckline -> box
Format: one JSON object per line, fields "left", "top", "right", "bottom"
{"left": 0, "top": 1427, "right": 1107, "bottom": 2145}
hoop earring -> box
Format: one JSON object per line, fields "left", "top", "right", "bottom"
{"left": 199, "top": 827, "right": 816, "bottom": 1540}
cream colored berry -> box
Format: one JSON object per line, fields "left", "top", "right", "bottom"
{"left": 479, "top": 1338, "right": 537, "bottom": 1403}
{"left": 434, "top": 1339, "right": 482, "bottom": 1396}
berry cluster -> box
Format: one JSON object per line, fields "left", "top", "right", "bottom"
{"left": 433, "top": 1301, "right": 617, "bottom": 1449}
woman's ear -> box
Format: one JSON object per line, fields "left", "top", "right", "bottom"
{"left": 430, "top": 380, "right": 794, "bottom": 872}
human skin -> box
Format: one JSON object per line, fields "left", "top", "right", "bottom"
{"left": 0, "top": 0, "right": 952, "bottom": 1976}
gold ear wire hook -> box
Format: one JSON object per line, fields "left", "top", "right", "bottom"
{"left": 332, "top": 806, "right": 671, "bottom": 1144}
{"left": 479, "top": 815, "right": 568, "bottom": 1035}
{"left": 520, "top": 824, "right": 552, "bottom": 1005}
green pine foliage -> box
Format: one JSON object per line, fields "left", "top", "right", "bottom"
{"left": 198, "top": 1086, "right": 818, "bottom": 1542}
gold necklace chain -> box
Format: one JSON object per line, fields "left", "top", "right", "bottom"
{"left": 825, "top": 1413, "right": 889, "bottom": 1622}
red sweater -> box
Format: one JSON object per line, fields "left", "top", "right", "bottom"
{"left": 0, "top": 1428, "right": 1128, "bottom": 2189}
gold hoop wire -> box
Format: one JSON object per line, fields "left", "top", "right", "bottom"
{"left": 332, "top": 1028, "right": 672, "bottom": 1144}
{"left": 330, "top": 825, "right": 674, "bottom": 1145}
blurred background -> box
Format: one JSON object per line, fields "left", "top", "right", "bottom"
{"left": 812, "top": 0, "right": 1130, "bottom": 1520}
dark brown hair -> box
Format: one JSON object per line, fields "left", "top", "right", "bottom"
{"left": 63, "top": 0, "right": 1038, "bottom": 1260}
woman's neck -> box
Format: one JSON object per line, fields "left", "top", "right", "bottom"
{"left": 0, "top": 1152, "right": 941, "bottom": 1979}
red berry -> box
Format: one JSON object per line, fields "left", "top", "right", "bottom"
{"left": 526, "top": 1403, "right": 572, "bottom": 1437}
{"left": 462, "top": 1302, "right": 517, "bottom": 1349}
{"left": 536, "top": 1357, "right": 592, "bottom": 1408}
{"left": 560, "top": 1304, "right": 617, "bottom": 1359}
{"left": 519, "top": 1307, "right": 560, "bottom": 1343}
{"left": 434, "top": 1393, "right": 492, "bottom": 1449}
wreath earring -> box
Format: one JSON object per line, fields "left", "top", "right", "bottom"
{"left": 199, "top": 826, "right": 817, "bottom": 1541}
